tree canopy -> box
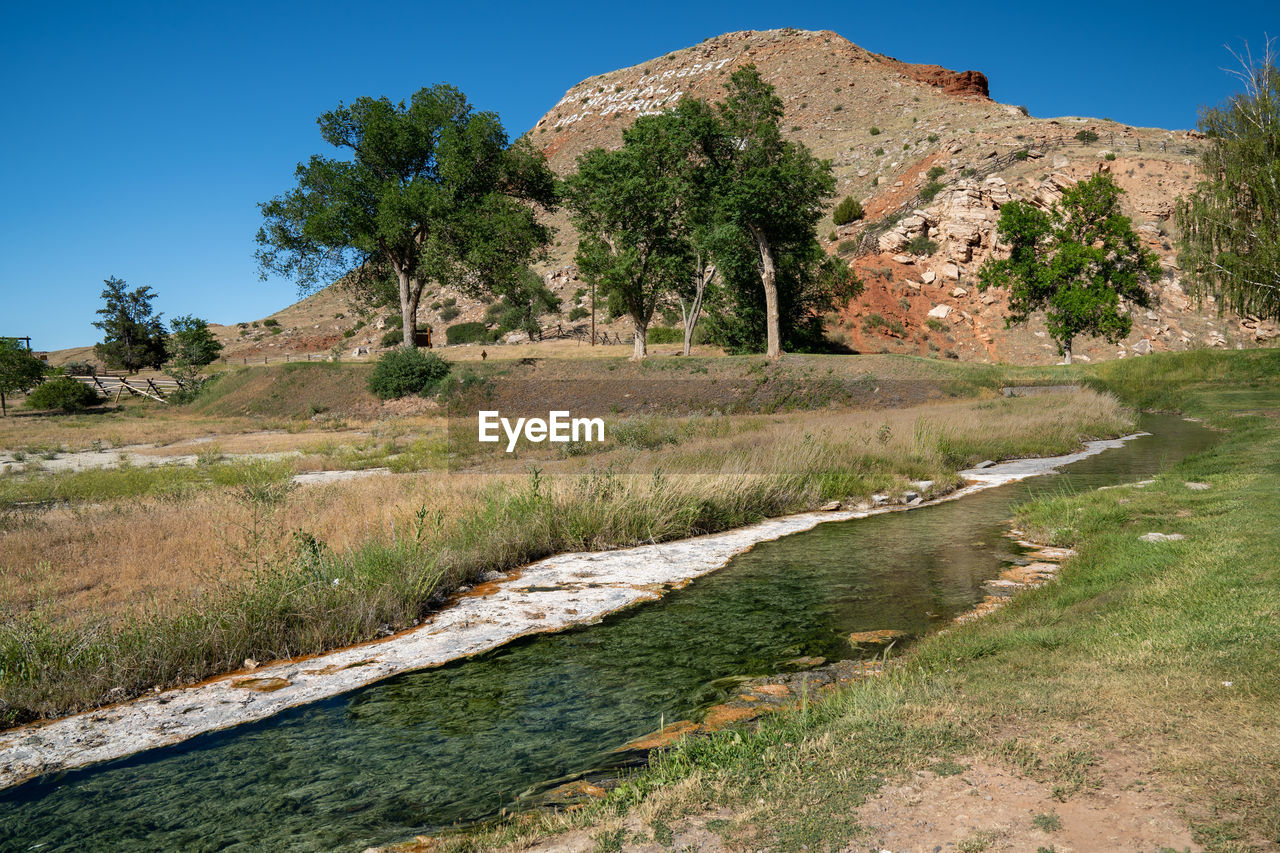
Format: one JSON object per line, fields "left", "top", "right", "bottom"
{"left": 563, "top": 109, "right": 698, "bottom": 359}
{"left": 563, "top": 69, "right": 859, "bottom": 359}
{"left": 93, "top": 277, "right": 167, "bottom": 372}
{"left": 709, "top": 66, "right": 845, "bottom": 358}
{"left": 0, "top": 338, "right": 46, "bottom": 416}
{"left": 256, "top": 85, "right": 557, "bottom": 349}
{"left": 979, "top": 173, "right": 1160, "bottom": 363}
{"left": 1176, "top": 44, "right": 1280, "bottom": 320}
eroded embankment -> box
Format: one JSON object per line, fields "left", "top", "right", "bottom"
{"left": 0, "top": 434, "right": 1146, "bottom": 790}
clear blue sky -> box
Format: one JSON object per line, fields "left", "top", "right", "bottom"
{"left": 3, "top": 0, "right": 1275, "bottom": 351}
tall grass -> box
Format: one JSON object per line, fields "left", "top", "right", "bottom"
{"left": 0, "top": 391, "right": 1130, "bottom": 726}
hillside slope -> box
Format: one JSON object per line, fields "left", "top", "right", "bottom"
{"left": 48, "top": 28, "right": 1276, "bottom": 368}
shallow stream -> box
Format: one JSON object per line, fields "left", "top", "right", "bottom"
{"left": 0, "top": 414, "right": 1217, "bottom": 852}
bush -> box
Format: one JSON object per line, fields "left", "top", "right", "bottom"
{"left": 873, "top": 147, "right": 884, "bottom": 156}
{"left": 869, "top": 126, "right": 881, "bottom": 135}
{"left": 836, "top": 239, "right": 858, "bottom": 255}
{"left": 1105, "top": 152, "right": 1117, "bottom": 161}
{"left": 646, "top": 326, "right": 683, "bottom": 345}
{"left": 438, "top": 306, "right": 461, "bottom": 322}
{"left": 926, "top": 165, "right": 946, "bottom": 180}
{"left": 568, "top": 306, "right": 589, "bottom": 321}
{"left": 262, "top": 318, "right": 280, "bottom": 328}
{"left": 832, "top": 196, "right": 865, "bottom": 226}
{"left": 1075, "top": 129, "right": 1099, "bottom": 144}
{"left": 26, "top": 377, "right": 102, "bottom": 412}
{"left": 379, "top": 329, "right": 404, "bottom": 347}
{"left": 1013, "top": 149, "right": 1030, "bottom": 161}
{"left": 366, "top": 348, "right": 451, "bottom": 399}
{"left": 906, "top": 235, "right": 938, "bottom": 256}
{"left": 441, "top": 297, "right": 457, "bottom": 308}
{"left": 919, "top": 180, "right": 944, "bottom": 202}
{"left": 446, "top": 322, "right": 491, "bottom": 345}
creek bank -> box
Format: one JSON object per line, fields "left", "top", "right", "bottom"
{"left": 0, "top": 433, "right": 1147, "bottom": 791}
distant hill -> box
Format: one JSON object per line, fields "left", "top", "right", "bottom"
{"left": 47, "top": 28, "right": 1277, "bottom": 368}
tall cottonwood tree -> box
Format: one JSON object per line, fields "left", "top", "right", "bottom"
{"left": 563, "top": 113, "right": 694, "bottom": 359}
{"left": 979, "top": 173, "right": 1160, "bottom": 363}
{"left": 711, "top": 66, "right": 838, "bottom": 358}
{"left": 256, "top": 85, "right": 557, "bottom": 348}
{"left": 1176, "top": 42, "right": 1280, "bottom": 320}
{"left": 0, "top": 338, "right": 46, "bottom": 416}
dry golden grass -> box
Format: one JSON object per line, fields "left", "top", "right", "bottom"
{"left": 0, "top": 390, "right": 1126, "bottom": 627}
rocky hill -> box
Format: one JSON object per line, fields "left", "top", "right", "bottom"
{"left": 523, "top": 27, "right": 1273, "bottom": 364}
{"left": 51, "top": 28, "right": 1272, "bottom": 368}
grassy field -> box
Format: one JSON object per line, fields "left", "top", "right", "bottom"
{"left": 0, "top": 353, "right": 1129, "bottom": 728}
{"left": 429, "top": 349, "right": 1280, "bottom": 853}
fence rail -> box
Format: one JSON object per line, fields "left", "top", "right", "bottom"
{"left": 851, "top": 132, "right": 1202, "bottom": 257}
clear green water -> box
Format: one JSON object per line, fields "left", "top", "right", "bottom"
{"left": 0, "top": 415, "right": 1216, "bottom": 852}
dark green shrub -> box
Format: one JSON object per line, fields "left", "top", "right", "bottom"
{"left": 446, "top": 322, "right": 490, "bottom": 345}
{"left": 262, "top": 318, "right": 280, "bottom": 328}
{"left": 646, "top": 326, "right": 683, "bottom": 344}
{"left": 906, "top": 235, "right": 938, "bottom": 256}
{"left": 869, "top": 126, "right": 881, "bottom": 136}
{"left": 438, "top": 306, "right": 461, "bottom": 322}
{"left": 380, "top": 329, "right": 404, "bottom": 347}
{"left": 1013, "top": 149, "right": 1030, "bottom": 161}
{"left": 441, "top": 297, "right": 457, "bottom": 308}
{"left": 836, "top": 239, "right": 858, "bottom": 255}
{"left": 873, "top": 147, "right": 884, "bottom": 156}
{"left": 366, "top": 348, "right": 451, "bottom": 399}
{"left": 919, "top": 180, "right": 944, "bottom": 202}
{"left": 832, "top": 196, "right": 865, "bottom": 226}
{"left": 1075, "top": 129, "right": 1099, "bottom": 144}
{"left": 1105, "top": 152, "right": 1117, "bottom": 161}
{"left": 26, "top": 377, "right": 102, "bottom": 412}
{"left": 926, "top": 165, "right": 946, "bottom": 180}
{"left": 342, "top": 329, "right": 356, "bottom": 338}
{"left": 568, "top": 306, "right": 589, "bottom": 321}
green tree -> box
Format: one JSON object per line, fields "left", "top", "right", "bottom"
{"left": 256, "top": 85, "right": 557, "bottom": 349}
{"left": 979, "top": 173, "right": 1160, "bottom": 364}
{"left": 486, "top": 269, "right": 561, "bottom": 338}
{"left": 563, "top": 112, "right": 694, "bottom": 359}
{"left": 709, "top": 66, "right": 841, "bottom": 358}
{"left": 1176, "top": 44, "right": 1280, "bottom": 320}
{"left": 0, "top": 338, "right": 47, "bottom": 416}
{"left": 92, "top": 277, "right": 167, "bottom": 372}
{"left": 25, "top": 376, "right": 102, "bottom": 413}
{"left": 832, "top": 196, "right": 865, "bottom": 226}
{"left": 165, "top": 315, "right": 223, "bottom": 391}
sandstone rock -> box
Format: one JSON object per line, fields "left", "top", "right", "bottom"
{"left": 941, "top": 263, "right": 961, "bottom": 280}
{"left": 1052, "top": 154, "right": 1069, "bottom": 168}
{"left": 1132, "top": 339, "right": 1153, "bottom": 355}
{"left": 848, "top": 629, "right": 907, "bottom": 646}
{"left": 892, "top": 254, "right": 915, "bottom": 265}
{"left": 927, "top": 304, "right": 953, "bottom": 319}
{"left": 878, "top": 230, "right": 910, "bottom": 253}
{"left": 951, "top": 287, "right": 968, "bottom": 298}
{"left": 921, "top": 270, "right": 937, "bottom": 284}
{"left": 820, "top": 500, "right": 841, "bottom": 511}
{"left": 1185, "top": 482, "right": 1211, "bottom": 491}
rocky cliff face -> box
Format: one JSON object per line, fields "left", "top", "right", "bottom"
{"left": 520, "top": 28, "right": 1272, "bottom": 364}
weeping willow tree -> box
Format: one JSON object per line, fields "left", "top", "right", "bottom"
{"left": 1176, "top": 41, "right": 1280, "bottom": 320}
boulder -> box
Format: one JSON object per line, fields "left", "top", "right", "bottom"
{"left": 927, "top": 304, "right": 953, "bottom": 319}
{"left": 941, "top": 263, "right": 961, "bottom": 280}
{"left": 952, "top": 287, "right": 968, "bottom": 298}
{"left": 1139, "top": 532, "right": 1186, "bottom": 543}
{"left": 892, "top": 254, "right": 915, "bottom": 265}
{"left": 921, "top": 270, "right": 937, "bottom": 284}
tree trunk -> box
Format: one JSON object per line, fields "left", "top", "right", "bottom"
{"left": 399, "top": 271, "right": 420, "bottom": 350}
{"left": 681, "top": 260, "right": 711, "bottom": 357}
{"left": 632, "top": 315, "right": 648, "bottom": 360}
{"left": 1, "top": 390, "right": 6, "bottom": 417}
{"left": 750, "top": 225, "right": 782, "bottom": 359}
{"left": 1062, "top": 340, "right": 1073, "bottom": 365}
